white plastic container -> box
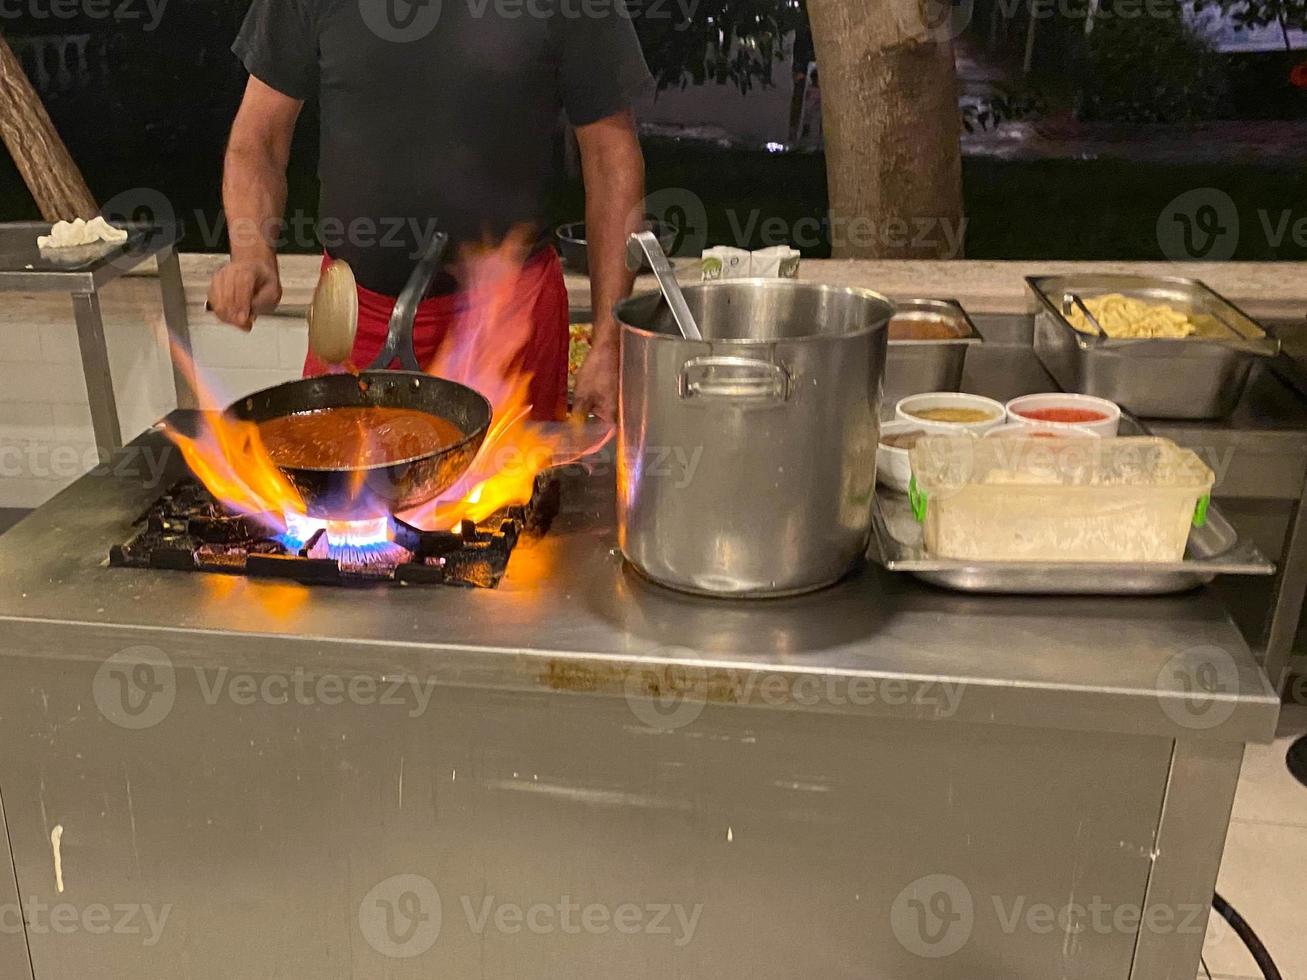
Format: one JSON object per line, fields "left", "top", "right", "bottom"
{"left": 985, "top": 422, "right": 1099, "bottom": 441}
{"left": 908, "top": 436, "right": 1215, "bottom": 562}
{"left": 1005, "top": 393, "right": 1121, "bottom": 437}
{"left": 895, "top": 392, "right": 1005, "bottom": 434}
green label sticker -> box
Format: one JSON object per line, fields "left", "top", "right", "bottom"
{"left": 1193, "top": 494, "right": 1210, "bottom": 528}
{"left": 909, "top": 475, "right": 928, "bottom": 523}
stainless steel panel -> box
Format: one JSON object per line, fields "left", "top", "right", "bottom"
{"left": 0, "top": 788, "right": 36, "bottom": 978}
{"left": 0, "top": 636, "right": 1181, "bottom": 980}
{"left": 616, "top": 280, "right": 892, "bottom": 596}
{"left": 873, "top": 489, "right": 1274, "bottom": 594}
{"left": 1128, "top": 739, "right": 1244, "bottom": 980}
{"left": 0, "top": 421, "right": 1281, "bottom": 744}
{"left": 1028, "top": 274, "right": 1279, "bottom": 420}
{"left": 885, "top": 298, "right": 982, "bottom": 405}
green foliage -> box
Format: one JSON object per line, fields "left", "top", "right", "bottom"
{"left": 1078, "top": 2, "right": 1232, "bottom": 122}
{"left": 632, "top": 0, "right": 808, "bottom": 93}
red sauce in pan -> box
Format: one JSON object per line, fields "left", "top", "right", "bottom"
{"left": 1018, "top": 407, "right": 1109, "bottom": 424}
{"left": 256, "top": 407, "right": 465, "bottom": 469}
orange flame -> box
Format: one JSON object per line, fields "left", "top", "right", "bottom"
{"left": 164, "top": 230, "right": 611, "bottom": 533}
{"left": 161, "top": 342, "right": 306, "bottom": 531}
{"left": 401, "top": 228, "right": 607, "bottom": 529}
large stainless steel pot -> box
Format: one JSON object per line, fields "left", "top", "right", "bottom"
{"left": 616, "top": 279, "right": 893, "bottom": 596}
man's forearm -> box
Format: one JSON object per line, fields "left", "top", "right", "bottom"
{"left": 222, "top": 140, "right": 289, "bottom": 268}
{"left": 579, "top": 122, "right": 646, "bottom": 350}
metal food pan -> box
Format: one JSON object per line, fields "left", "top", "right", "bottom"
{"left": 885, "top": 298, "right": 982, "bottom": 406}
{"left": 871, "top": 490, "right": 1273, "bottom": 594}
{"left": 1028, "top": 274, "right": 1280, "bottom": 420}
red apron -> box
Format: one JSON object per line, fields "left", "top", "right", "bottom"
{"left": 303, "top": 248, "right": 569, "bottom": 421}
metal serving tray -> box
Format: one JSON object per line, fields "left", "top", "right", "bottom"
{"left": 885, "top": 298, "right": 982, "bottom": 406}
{"left": 871, "top": 489, "right": 1273, "bottom": 595}
{"left": 1028, "top": 274, "right": 1280, "bottom": 420}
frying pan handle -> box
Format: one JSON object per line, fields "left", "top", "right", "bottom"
{"left": 368, "top": 230, "right": 450, "bottom": 371}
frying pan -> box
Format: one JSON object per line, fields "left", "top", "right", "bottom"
{"left": 225, "top": 231, "right": 493, "bottom": 519}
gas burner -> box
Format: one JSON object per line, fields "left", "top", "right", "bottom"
{"left": 109, "top": 475, "right": 560, "bottom": 588}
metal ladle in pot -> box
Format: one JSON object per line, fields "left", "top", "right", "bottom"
{"left": 626, "top": 230, "right": 702, "bottom": 341}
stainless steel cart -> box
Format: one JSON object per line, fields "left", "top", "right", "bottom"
{"left": 0, "top": 222, "right": 196, "bottom": 450}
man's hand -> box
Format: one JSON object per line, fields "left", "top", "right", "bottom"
{"left": 574, "top": 108, "right": 643, "bottom": 422}
{"left": 208, "top": 259, "right": 282, "bottom": 331}
{"left": 210, "top": 77, "right": 301, "bottom": 331}
{"left": 573, "top": 331, "right": 619, "bottom": 420}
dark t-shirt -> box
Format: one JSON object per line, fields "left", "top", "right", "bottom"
{"left": 233, "top": 0, "right": 651, "bottom": 295}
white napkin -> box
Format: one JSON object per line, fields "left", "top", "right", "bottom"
{"left": 37, "top": 217, "right": 129, "bottom": 249}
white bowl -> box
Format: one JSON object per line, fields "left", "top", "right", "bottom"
{"left": 1005, "top": 393, "right": 1121, "bottom": 437}
{"left": 895, "top": 392, "right": 1006, "bottom": 434}
{"left": 876, "top": 421, "right": 926, "bottom": 494}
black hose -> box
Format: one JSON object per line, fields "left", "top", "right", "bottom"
{"left": 1212, "top": 892, "right": 1283, "bottom": 980}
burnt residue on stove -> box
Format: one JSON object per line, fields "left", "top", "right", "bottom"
{"left": 109, "top": 474, "right": 560, "bottom": 589}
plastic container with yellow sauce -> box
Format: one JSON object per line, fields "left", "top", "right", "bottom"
{"left": 907, "top": 436, "right": 1214, "bottom": 563}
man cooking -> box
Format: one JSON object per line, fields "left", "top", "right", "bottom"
{"left": 206, "top": 0, "right": 652, "bottom": 420}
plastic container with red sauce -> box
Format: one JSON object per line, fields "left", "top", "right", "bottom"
{"left": 1020, "top": 406, "right": 1108, "bottom": 424}
{"left": 1005, "top": 393, "right": 1122, "bottom": 437}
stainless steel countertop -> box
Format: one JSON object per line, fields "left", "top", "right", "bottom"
{"left": 0, "top": 417, "right": 1279, "bottom": 743}
{"left": 0, "top": 221, "right": 179, "bottom": 293}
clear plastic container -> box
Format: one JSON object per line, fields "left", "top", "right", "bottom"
{"left": 907, "top": 436, "right": 1215, "bottom": 562}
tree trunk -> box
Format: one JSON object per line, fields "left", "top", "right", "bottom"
{"left": 0, "top": 36, "right": 97, "bottom": 221}
{"left": 806, "top": 0, "right": 965, "bottom": 259}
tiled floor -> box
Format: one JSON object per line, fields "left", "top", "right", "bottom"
{"left": 1201, "top": 703, "right": 1307, "bottom": 979}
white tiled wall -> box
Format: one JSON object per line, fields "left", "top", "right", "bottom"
{"left": 0, "top": 279, "right": 305, "bottom": 509}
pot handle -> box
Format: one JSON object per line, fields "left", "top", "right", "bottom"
{"left": 679, "top": 355, "right": 791, "bottom": 402}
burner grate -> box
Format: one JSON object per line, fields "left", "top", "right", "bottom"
{"left": 110, "top": 474, "right": 559, "bottom": 588}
